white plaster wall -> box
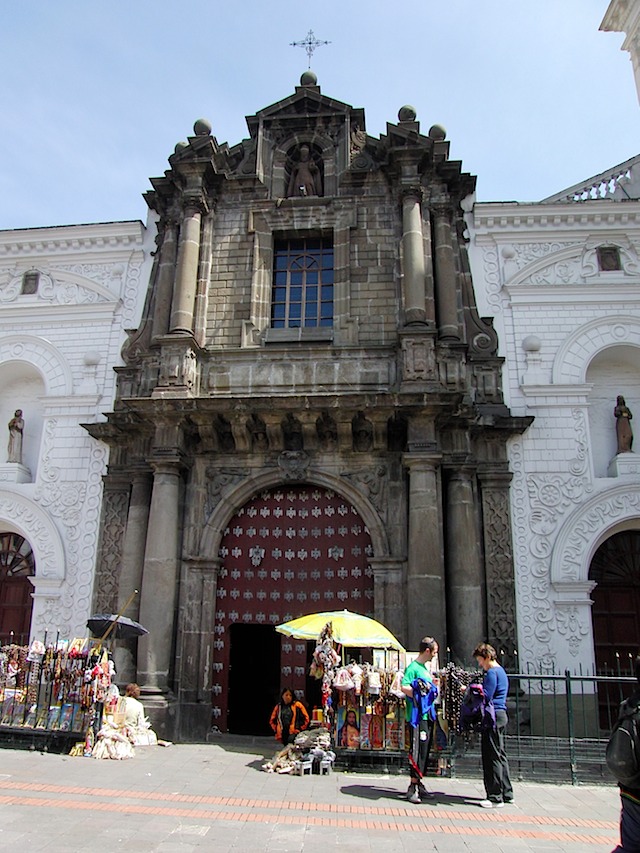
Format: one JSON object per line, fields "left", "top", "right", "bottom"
{"left": 0, "top": 220, "right": 153, "bottom": 640}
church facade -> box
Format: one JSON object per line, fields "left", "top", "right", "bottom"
{"left": 0, "top": 221, "right": 152, "bottom": 644}
{"left": 466, "top": 156, "right": 640, "bottom": 716}
{"left": 87, "top": 74, "right": 531, "bottom": 740}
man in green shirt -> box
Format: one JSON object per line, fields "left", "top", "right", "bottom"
{"left": 401, "top": 636, "right": 439, "bottom": 804}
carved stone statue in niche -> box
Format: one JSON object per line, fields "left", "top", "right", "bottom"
{"left": 615, "top": 395, "right": 633, "bottom": 454}
{"left": 352, "top": 412, "right": 373, "bottom": 452}
{"left": 7, "top": 409, "right": 24, "bottom": 464}
{"left": 286, "top": 144, "right": 322, "bottom": 197}
{"left": 282, "top": 413, "right": 303, "bottom": 451}
{"left": 316, "top": 411, "right": 338, "bottom": 450}
{"left": 247, "top": 414, "right": 269, "bottom": 451}
{"left": 214, "top": 414, "right": 235, "bottom": 452}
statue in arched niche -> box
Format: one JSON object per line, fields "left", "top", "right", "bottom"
{"left": 615, "top": 395, "right": 634, "bottom": 454}
{"left": 352, "top": 412, "right": 373, "bottom": 452}
{"left": 287, "top": 143, "right": 322, "bottom": 197}
{"left": 7, "top": 409, "right": 24, "bottom": 464}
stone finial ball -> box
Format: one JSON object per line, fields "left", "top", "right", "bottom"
{"left": 522, "top": 335, "right": 542, "bottom": 353}
{"left": 428, "top": 124, "right": 447, "bottom": 141}
{"left": 174, "top": 141, "right": 189, "bottom": 154}
{"left": 193, "top": 118, "right": 212, "bottom": 136}
{"left": 398, "top": 105, "right": 417, "bottom": 122}
{"left": 83, "top": 351, "right": 101, "bottom": 366}
{"left": 300, "top": 70, "right": 318, "bottom": 86}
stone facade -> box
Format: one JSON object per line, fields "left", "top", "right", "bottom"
{"left": 0, "top": 222, "right": 152, "bottom": 640}
{"left": 88, "top": 76, "right": 530, "bottom": 741}
{"left": 466, "top": 155, "right": 640, "bottom": 681}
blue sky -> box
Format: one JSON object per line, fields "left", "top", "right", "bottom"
{"left": 1, "top": 1, "right": 638, "bottom": 229}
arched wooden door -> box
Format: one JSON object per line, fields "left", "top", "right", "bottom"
{"left": 589, "top": 530, "right": 640, "bottom": 726}
{"left": 0, "top": 532, "right": 35, "bottom": 644}
{"left": 214, "top": 485, "right": 375, "bottom": 734}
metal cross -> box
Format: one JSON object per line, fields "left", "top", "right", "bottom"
{"left": 290, "top": 30, "right": 331, "bottom": 67}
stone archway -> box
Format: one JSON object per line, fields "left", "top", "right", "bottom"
{"left": 213, "top": 483, "right": 375, "bottom": 734}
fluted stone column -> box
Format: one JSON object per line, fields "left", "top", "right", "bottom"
{"left": 445, "top": 468, "right": 484, "bottom": 665}
{"left": 152, "top": 219, "right": 179, "bottom": 339}
{"left": 432, "top": 202, "right": 460, "bottom": 340}
{"left": 170, "top": 202, "right": 202, "bottom": 334}
{"left": 403, "top": 453, "right": 446, "bottom": 648}
{"left": 401, "top": 188, "right": 427, "bottom": 325}
{"left": 137, "top": 459, "right": 182, "bottom": 694}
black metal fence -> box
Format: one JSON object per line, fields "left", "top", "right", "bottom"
{"left": 451, "top": 663, "right": 638, "bottom": 785}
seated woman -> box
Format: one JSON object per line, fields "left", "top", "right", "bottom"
{"left": 120, "top": 683, "right": 157, "bottom": 746}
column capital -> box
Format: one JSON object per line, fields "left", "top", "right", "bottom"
{"left": 400, "top": 185, "right": 424, "bottom": 205}
{"left": 402, "top": 451, "right": 442, "bottom": 470}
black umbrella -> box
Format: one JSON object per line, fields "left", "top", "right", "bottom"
{"left": 86, "top": 614, "right": 149, "bottom": 641}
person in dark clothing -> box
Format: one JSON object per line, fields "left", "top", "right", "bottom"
{"left": 269, "top": 687, "right": 309, "bottom": 746}
{"left": 473, "top": 642, "right": 514, "bottom": 809}
{"left": 612, "top": 656, "right": 640, "bottom": 853}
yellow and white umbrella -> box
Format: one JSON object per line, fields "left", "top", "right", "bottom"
{"left": 275, "top": 609, "right": 405, "bottom": 651}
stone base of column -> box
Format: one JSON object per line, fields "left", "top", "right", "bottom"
{"left": 139, "top": 690, "right": 179, "bottom": 742}
{"left": 404, "top": 307, "right": 428, "bottom": 326}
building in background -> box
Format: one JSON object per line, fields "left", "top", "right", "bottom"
{"left": 0, "top": 222, "right": 152, "bottom": 644}
{"left": 466, "top": 155, "right": 640, "bottom": 728}
{"left": 87, "top": 73, "right": 531, "bottom": 740}
{"left": 601, "top": 0, "right": 640, "bottom": 105}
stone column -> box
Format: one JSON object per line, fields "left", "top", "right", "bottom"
{"left": 478, "top": 470, "right": 518, "bottom": 671}
{"left": 403, "top": 453, "right": 446, "bottom": 648}
{"left": 401, "top": 188, "right": 427, "bottom": 325}
{"left": 137, "top": 458, "right": 183, "bottom": 694}
{"left": 92, "top": 478, "right": 129, "bottom": 614}
{"left": 114, "top": 470, "right": 152, "bottom": 684}
{"left": 177, "top": 558, "right": 219, "bottom": 739}
{"left": 170, "top": 201, "right": 203, "bottom": 334}
{"left": 445, "top": 468, "right": 484, "bottom": 665}
{"left": 370, "top": 556, "right": 406, "bottom": 647}
{"left": 152, "top": 218, "right": 179, "bottom": 339}
{"left": 431, "top": 202, "right": 460, "bottom": 340}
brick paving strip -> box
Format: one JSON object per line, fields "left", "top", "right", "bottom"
{"left": 0, "top": 779, "right": 618, "bottom": 847}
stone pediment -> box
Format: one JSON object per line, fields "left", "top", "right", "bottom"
{"left": 0, "top": 266, "right": 119, "bottom": 305}
{"left": 502, "top": 236, "right": 640, "bottom": 287}
{"left": 246, "top": 84, "right": 364, "bottom": 139}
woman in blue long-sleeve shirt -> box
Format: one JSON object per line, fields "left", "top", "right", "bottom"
{"left": 473, "top": 642, "right": 514, "bottom": 808}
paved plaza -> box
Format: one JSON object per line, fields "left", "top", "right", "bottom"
{"left": 0, "top": 737, "right": 622, "bottom": 852}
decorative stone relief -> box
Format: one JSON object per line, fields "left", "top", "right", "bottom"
{"left": 92, "top": 488, "right": 128, "bottom": 614}
{"left": 481, "top": 245, "right": 501, "bottom": 310}
{"left": 481, "top": 486, "right": 517, "bottom": 667}
{"left": 555, "top": 605, "right": 589, "bottom": 657}
{"left": 277, "top": 451, "right": 310, "bottom": 481}
{"left": 501, "top": 241, "right": 574, "bottom": 278}
{"left": 204, "top": 468, "right": 249, "bottom": 521}
{"left": 0, "top": 495, "right": 62, "bottom": 578}
{"left": 555, "top": 490, "right": 640, "bottom": 582}
{"left": 0, "top": 268, "right": 111, "bottom": 304}
{"left": 511, "top": 409, "right": 593, "bottom": 671}
{"left": 341, "top": 466, "right": 388, "bottom": 519}
{"left": 401, "top": 337, "right": 437, "bottom": 381}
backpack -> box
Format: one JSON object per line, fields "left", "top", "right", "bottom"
{"left": 606, "top": 696, "right": 640, "bottom": 788}
{"left": 458, "top": 681, "right": 485, "bottom": 732}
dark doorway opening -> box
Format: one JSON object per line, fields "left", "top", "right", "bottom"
{"left": 0, "top": 532, "right": 35, "bottom": 644}
{"left": 227, "top": 624, "right": 281, "bottom": 736}
{"left": 590, "top": 530, "right": 640, "bottom": 727}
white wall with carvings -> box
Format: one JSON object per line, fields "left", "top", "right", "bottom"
{"left": 466, "top": 195, "right": 640, "bottom": 676}
{"left": 0, "top": 221, "right": 153, "bottom": 641}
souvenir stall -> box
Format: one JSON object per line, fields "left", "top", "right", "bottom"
{"left": 0, "top": 635, "right": 113, "bottom": 751}
{"left": 276, "top": 610, "right": 414, "bottom": 770}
